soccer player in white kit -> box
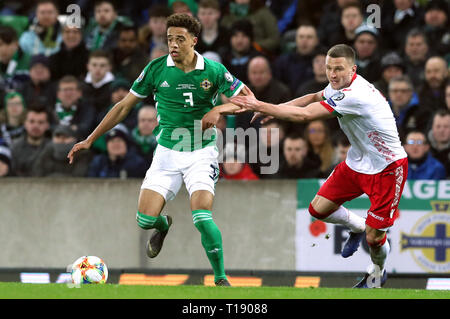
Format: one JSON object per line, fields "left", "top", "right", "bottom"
{"left": 232, "top": 44, "right": 408, "bottom": 288}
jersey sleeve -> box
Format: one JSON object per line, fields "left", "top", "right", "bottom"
{"left": 217, "top": 64, "right": 244, "bottom": 98}
{"left": 130, "top": 62, "right": 155, "bottom": 98}
{"left": 320, "top": 86, "right": 362, "bottom": 118}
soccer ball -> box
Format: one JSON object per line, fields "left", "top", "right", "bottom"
{"left": 71, "top": 256, "right": 108, "bottom": 284}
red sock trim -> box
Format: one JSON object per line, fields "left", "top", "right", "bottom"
{"left": 367, "top": 233, "right": 387, "bottom": 248}
{"left": 308, "top": 203, "right": 336, "bottom": 219}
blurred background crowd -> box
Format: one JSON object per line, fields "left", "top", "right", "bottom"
{"left": 0, "top": 0, "right": 448, "bottom": 180}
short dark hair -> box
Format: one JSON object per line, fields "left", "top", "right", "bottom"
{"left": 327, "top": 44, "right": 356, "bottom": 64}
{"left": 199, "top": 0, "right": 220, "bottom": 11}
{"left": 25, "top": 104, "right": 50, "bottom": 122}
{"left": 341, "top": 2, "right": 362, "bottom": 14}
{"left": 88, "top": 49, "right": 112, "bottom": 64}
{"left": 166, "top": 13, "right": 201, "bottom": 37}
{"left": 148, "top": 4, "right": 172, "bottom": 18}
{"left": 406, "top": 28, "right": 428, "bottom": 43}
{"left": 433, "top": 109, "right": 450, "bottom": 120}
{"left": 119, "top": 25, "right": 138, "bottom": 37}
{"left": 58, "top": 75, "right": 82, "bottom": 90}
{"left": 36, "top": 0, "right": 59, "bottom": 10}
{"left": 285, "top": 132, "right": 306, "bottom": 142}
{"left": 0, "top": 26, "right": 18, "bottom": 44}
{"left": 94, "top": 0, "right": 116, "bottom": 10}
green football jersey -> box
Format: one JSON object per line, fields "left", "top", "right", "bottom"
{"left": 130, "top": 51, "right": 244, "bottom": 151}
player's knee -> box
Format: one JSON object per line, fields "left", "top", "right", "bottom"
{"left": 366, "top": 232, "right": 387, "bottom": 248}
{"left": 308, "top": 203, "right": 329, "bottom": 220}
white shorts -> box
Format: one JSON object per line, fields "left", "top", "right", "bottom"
{"left": 141, "top": 144, "right": 219, "bottom": 201}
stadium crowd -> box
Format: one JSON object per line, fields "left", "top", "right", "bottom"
{"left": 0, "top": 0, "right": 449, "bottom": 180}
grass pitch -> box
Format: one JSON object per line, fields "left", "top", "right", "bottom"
{"left": 0, "top": 282, "right": 449, "bottom": 299}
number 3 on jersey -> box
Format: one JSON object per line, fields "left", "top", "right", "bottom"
{"left": 183, "top": 92, "right": 193, "bottom": 107}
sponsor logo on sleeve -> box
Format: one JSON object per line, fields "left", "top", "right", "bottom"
{"left": 136, "top": 70, "right": 145, "bottom": 82}
{"left": 230, "top": 78, "right": 241, "bottom": 91}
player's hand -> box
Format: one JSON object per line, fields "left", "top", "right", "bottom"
{"left": 251, "top": 112, "right": 274, "bottom": 124}
{"left": 230, "top": 94, "right": 261, "bottom": 112}
{"left": 201, "top": 109, "right": 220, "bottom": 131}
{"left": 67, "top": 140, "right": 91, "bottom": 164}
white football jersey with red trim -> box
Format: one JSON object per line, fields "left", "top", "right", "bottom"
{"left": 321, "top": 74, "right": 407, "bottom": 174}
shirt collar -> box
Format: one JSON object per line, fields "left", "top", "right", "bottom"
{"left": 166, "top": 50, "right": 204, "bottom": 70}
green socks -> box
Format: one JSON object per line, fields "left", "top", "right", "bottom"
{"left": 136, "top": 211, "right": 169, "bottom": 232}
{"left": 192, "top": 210, "right": 227, "bottom": 282}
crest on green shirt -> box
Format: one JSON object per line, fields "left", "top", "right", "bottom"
{"left": 200, "top": 79, "right": 212, "bottom": 91}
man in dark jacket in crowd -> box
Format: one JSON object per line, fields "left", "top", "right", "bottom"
{"left": 54, "top": 75, "right": 96, "bottom": 140}
{"left": 10, "top": 106, "right": 50, "bottom": 176}
{"left": 49, "top": 24, "right": 89, "bottom": 81}
{"left": 32, "top": 124, "right": 91, "bottom": 177}
{"left": 404, "top": 130, "right": 446, "bottom": 180}
{"left": 87, "top": 124, "right": 147, "bottom": 178}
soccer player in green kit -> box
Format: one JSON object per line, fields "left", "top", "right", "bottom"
{"left": 68, "top": 14, "right": 248, "bottom": 286}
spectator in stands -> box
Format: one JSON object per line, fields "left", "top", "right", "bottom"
{"left": 0, "top": 91, "right": 26, "bottom": 146}
{"left": 0, "top": 141, "right": 12, "bottom": 177}
{"left": 404, "top": 130, "right": 446, "bottom": 180}
{"left": 220, "top": 142, "right": 259, "bottom": 180}
{"left": 418, "top": 56, "right": 448, "bottom": 114}
{"left": 235, "top": 56, "right": 291, "bottom": 131}
{"left": 169, "top": 0, "right": 197, "bottom": 16}
{"left": 196, "top": 0, "right": 229, "bottom": 55}
{"left": 249, "top": 119, "right": 285, "bottom": 179}
{"left": 427, "top": 109, "right": 450, "bottom": 177}
{"left": 334, "top": 132, "right": 351, "bottom": 165}
{"left": 49, "top": 23, "right": 89, "bottom": 81}
{"left": 19, "top": 54, "right": 56, "bottom": 108}
{"left": 423, "top": 0, "right": 450, "bottom": 56}
{"left": 353, "top": 24, "right": 382, "bottom": 83}
{"left": 374, "top": 51, "right": 406, "bottom": 98}
{"left": 304, "top": 119, "right": 335, "bottom": 177}
{"left": 11, "top": 107, "right": 50, "bottom": 176}
{"left": 221, "top": 0, "right": 280, "bottom": 55}
{"left": 273, "top": 24, "right": 319, "bottom": 94}
{"left": 19, "top": 0, "right": 62, "bottom": 56}
{"left": 131, "top": 105, "right": 158, "bottom": 168}
{"left": 84, "top": 0, "right": 132, "bottom": 52}
{"left": 295, "top": 47, "right": 328, "bottom": 97}
{"left": 91, "top": 78, "right": 141, "bottom": 154}
{"left": 0, "top": 26, "right": 30, "bottom": 92}
{"left": 275, "top": 133, "right": 321, "bottom": 179}
{"left": 138, "top": 4, "right": 171, "bottom": 55}
{"left": 317, "top": 0, "right": 359, "bottom": 46}
{"left": 221, "top": 19, "right": 262, "bottom": 85}
{"left": 388, "top": 75, "right": 422, "bottom": 137}
{"left": 403, "top": 28, "right": 430, "bottom": 89}
{"left": 112, "top": 25, "right": 148, "bottom": 83}
{"left": 32, "top": 124, "right": 91, "bottom": 177}
{"left": 88, "top": 124, "right": 147, "bottom": 178}
{"left": 325, "top": 2, "right": 364, "bottom": 48}
{"left": 381, "top": 0, "right": 424, "bottom": 51}
{"left": 55, "top": 75, "right": 96, "bottom": 140}
{"left": 83, "top": 50, "right": 115, "bottom": 116}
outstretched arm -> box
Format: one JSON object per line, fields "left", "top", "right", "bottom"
{"left": 279, "top": 90, "right": 324, "bottom": 107}
{"left": 231, "top": 94, "right": 333, "bottom": 123}
{"left": 67, "top": 92, "right": 141, "bottom": 163}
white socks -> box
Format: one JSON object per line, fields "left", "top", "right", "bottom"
{"left": 322, "top": 206, "right": 366, "bottom": 233}
{"left": 369, "top": 238, "right": 390, "bottom": 271}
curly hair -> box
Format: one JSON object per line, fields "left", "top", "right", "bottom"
{"left": 166, "top": 13, "right": 201, "bottom": 37}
